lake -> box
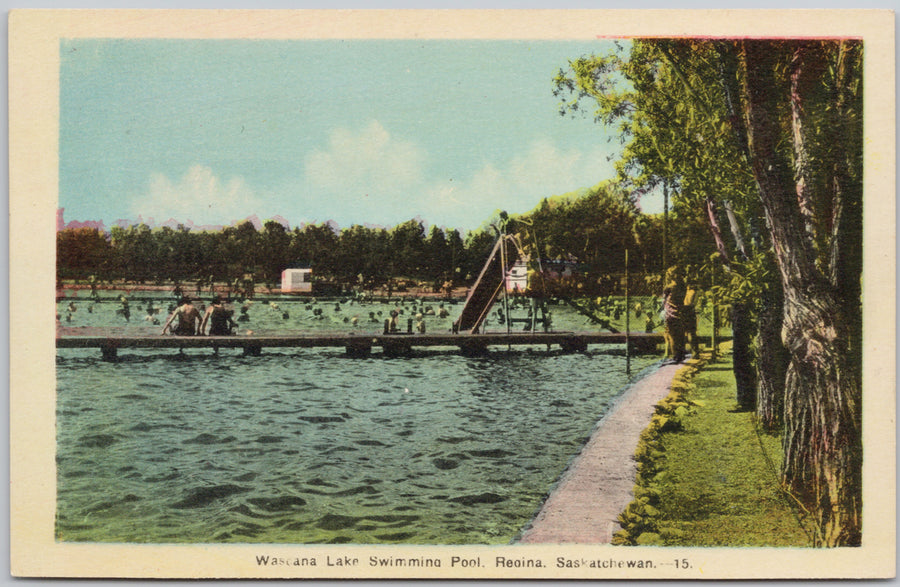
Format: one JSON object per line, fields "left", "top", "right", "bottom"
{"left": 55, "top": 293, "right": 661, "bottom": 544}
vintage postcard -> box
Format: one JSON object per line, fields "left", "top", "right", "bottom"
{"left": 9, "top": 9, "right": 895, "bottom": 579}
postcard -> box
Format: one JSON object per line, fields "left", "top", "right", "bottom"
{"left": 9, "top": 8, "right": 896, "bottom": 579}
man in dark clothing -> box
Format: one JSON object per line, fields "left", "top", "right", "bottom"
{"left": 200, "top": 294, "right": 236, "bottom": 336}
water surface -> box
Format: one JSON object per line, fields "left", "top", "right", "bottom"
{"left": 56, "top": 295, "right": 659, "bottom": 544}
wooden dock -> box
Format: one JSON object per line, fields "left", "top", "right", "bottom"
{"left": 56, "top": 331, "right": 665, "bottom": 360}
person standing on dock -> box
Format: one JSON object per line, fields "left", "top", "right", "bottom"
{"left": 388, "top": 309, "right": 400, "bottom": 333}
{"left": 161, "top": 297, "right": 202, "bottom": 336}
{"left": 200, "top": 294, "right": 236, "bottom": 336}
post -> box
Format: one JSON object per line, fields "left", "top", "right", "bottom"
{"left": 710, "top": 266, "right": 718, "bottom": 362}
{"left": 625, "top": 248, "right": 631, "bottom": 376}
{"left": 663, "top": 180, "right": 669, "bottom": 271}
{"left": 500, "top": 238, "right": 511, "bottom": 350}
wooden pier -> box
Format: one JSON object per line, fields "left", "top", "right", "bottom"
{"left": 56, "top": 331, "right": 665, "bottom": 360}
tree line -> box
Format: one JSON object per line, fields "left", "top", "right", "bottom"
{"left": 554, "top": 38, "right": 862, "bottom": 545}
{"left": 57, "top": 191, "right": 668, "bottom": 295}
{"left": 58, "top": 220, "right": 482, "bottom": 291}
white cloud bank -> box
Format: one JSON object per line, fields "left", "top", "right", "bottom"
{"left": 131, "top": 122, "right": 619, "bottom": 232}
{"left": 299, "top": 121, "right": 618, "bottom": 230}
{"left": 305, "top": 121, "right": 426, "bottom": 194}
{"left": 134, "top": 164, "right": 265, "bottom": 226}
{"left": 421, "top": 139, "right": 618, "bottom": 229}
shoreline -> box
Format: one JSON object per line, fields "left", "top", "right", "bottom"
{"left": 517, "top": 359, "right": 688, "bottom": 544}
{"left": 55, "top": 283, "right": 471, "bottom": 301}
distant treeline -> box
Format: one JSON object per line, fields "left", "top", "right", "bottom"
{"left": 57, "top": 183, "right": 685, "bottom": 292}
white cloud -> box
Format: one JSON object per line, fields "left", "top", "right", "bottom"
{"left": 135, "top": 165, "right": 265, "bottom": 225}
{"left": 297, "top": 120, "right": 430, "bottom": 227}
{"left": 305, "top": 121, "right": 425, "bottom": 194}
{"left": 294, "top": 120, "right": 619, "bottom": 230}
{"left": 420, "top": 140, "right": 617, "bottom": 229}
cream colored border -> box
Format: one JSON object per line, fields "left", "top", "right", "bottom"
{"left": 9, "top": 9, "right": 895, "bottom": 579}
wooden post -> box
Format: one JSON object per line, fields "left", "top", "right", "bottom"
{"left": 663, "top": 180, "right": 669, "bottom": 270}
{"left": 100, "top": 344, "right": 117, "bottom": 362}
{"left": 625, "top": 249, "right": 631, "bottom": 376}
{"left": 710, "top": 266, "right": 718, "bottom": 362}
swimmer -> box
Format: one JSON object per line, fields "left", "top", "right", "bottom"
{"left": 162, "top": 297, "right": 202, "bottom": 336}
{"left": 201, "top": 294, "right": 236, "bottom": 336}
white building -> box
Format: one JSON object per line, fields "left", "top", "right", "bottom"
{"left": 506, "top": 259, "right": 529, "bottom": 292}
{"left": 281, "top": 268, "right": 313, "bottom": 293}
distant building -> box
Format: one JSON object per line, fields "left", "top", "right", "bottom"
{"left": 281, "top": 268, "right": 313, "bottom": 293}
{"left": 506, "top": 259, "right": 529, "bottom": 292}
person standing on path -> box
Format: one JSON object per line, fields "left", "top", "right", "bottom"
{"left": 663, "top": 267, "right": 686, "bottom": 363}
{"left": 162, "top": 297, "right": 202, "bottom": 336}
{"left": 682, "top": 279, "right": 699, "bottom": 358}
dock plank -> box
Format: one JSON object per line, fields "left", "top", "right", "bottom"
{"left": 56, "top": 331, "right": 663, "bottom": 350}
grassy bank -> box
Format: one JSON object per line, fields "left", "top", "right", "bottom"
{"left": 614, "top": 347, "right": 813, "bottom": 547}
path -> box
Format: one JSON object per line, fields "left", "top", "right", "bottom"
{"left": 518, "top": 361, "right": 685, "bottom": 544}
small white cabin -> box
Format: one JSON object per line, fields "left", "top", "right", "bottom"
{"left": 281, "top": 268, "right": 313, "bottom": 293}
{"left": 506, "top": 259, "right": 529, "bottom": 293}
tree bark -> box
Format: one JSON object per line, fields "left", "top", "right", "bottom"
{"left": 731, "top": 302, "right": 757, "bottom": 410}
{"left": 739, "top": 40, "right": 862, "bottom": 546}
{"left": 754, "top": 263, "right": 790, "bottom": 430}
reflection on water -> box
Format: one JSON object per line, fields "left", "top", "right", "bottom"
{"left": 56, "top": 294, "right": 660, "bottom": 544}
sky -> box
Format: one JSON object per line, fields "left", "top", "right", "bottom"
{"left": 59, "top": 38, "right": 657, "bottom": 233}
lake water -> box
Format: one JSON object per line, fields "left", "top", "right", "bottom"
{"left": 55, "top": 293, "right": 660, "bottom": 544}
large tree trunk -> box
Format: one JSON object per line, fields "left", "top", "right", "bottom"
{"left": 731, "top": 302, "right": 757, "bottom": 410}
{"left": 755, "top": 267, "right": 790, "bottom": 429}
{"left": 740, "top": 40, "right": 862, "bottom": 546}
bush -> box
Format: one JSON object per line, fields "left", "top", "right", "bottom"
{"left": 612, "top": 354, "right": 709, "bottom": 546}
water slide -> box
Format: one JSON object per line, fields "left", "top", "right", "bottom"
{"left": 453, "top": 234, "right": 519, "bottom": 334}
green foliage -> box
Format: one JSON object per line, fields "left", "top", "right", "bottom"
{"left": 614, "top": 350, "right": 812, "bottom": 547}
{"left": 612, "top": 357, "right": 703, "bottom": 545}
{"left": 58, "top": 218, "right": 498, "bottom": 290}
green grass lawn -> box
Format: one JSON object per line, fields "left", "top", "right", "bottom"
{"left": 652, "top": 349, "right": 813, "bottom": 546}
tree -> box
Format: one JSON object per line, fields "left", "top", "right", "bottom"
{"left": 556, "top": 38, "right": 863, "bottom": 545}
{"left": 556, "top": 39, "right": 775, "bottom": 413}
{"left": 110, "top": 224, "right": 157, "bottom": 283}
{"left": 424, "top": 225, "right": 449, "bottom": 284}
{"left": 390, "top": 219, "right": 426, "bottom": 279}
{"left": 259, "top": 220, "right": 292, "bottom": 286}
{"left": 290, "top": 223, "right": 338, "bottom": 279}
{"left": 738, "top": 39, "right": 862, "bottom": 546}
{"left": 57, "top": 227, "right": 113, "bottom": 280}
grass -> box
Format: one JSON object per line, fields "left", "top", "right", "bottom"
{"left": 614, "top": 346, "right": 813, "bottom": 547}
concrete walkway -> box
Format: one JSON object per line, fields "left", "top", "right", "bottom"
{"left": 518, "top": 362, "right": 685, "bottom": 544}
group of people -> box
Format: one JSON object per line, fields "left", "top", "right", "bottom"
{"left": 661, "top": 267, "right": 698, "bottom": 364}
{"left": 161, "top": 295, "right": 236, "bottom": 336}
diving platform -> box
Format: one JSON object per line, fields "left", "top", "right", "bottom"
{"left": 56, "top": 330, "right": 665, "bottom": 360}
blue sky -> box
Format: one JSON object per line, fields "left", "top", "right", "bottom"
{"left": 60, "top": 38, "right": 654, "bottom": 232}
